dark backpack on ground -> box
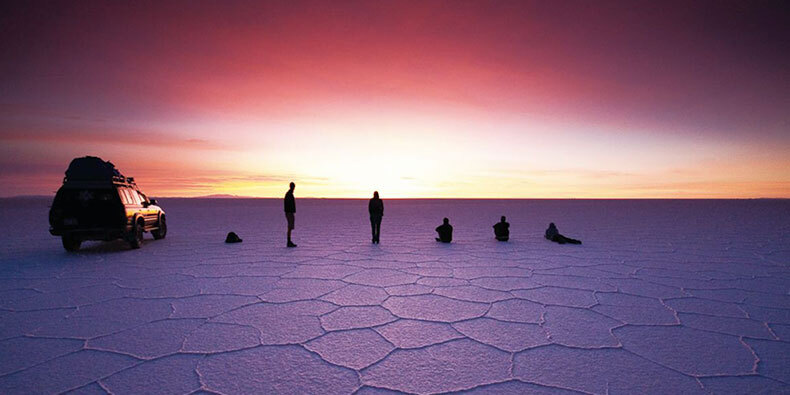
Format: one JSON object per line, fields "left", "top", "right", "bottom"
{"left": 225, "top": 232, "right": 242, "bottom": 243}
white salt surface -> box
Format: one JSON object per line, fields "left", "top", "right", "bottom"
{"left": 1, "top": 198, "right": 789, "bottom": 394}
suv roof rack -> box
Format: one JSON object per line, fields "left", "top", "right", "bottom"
{"left": 111, "top": 175, "right": 137, "bottom": 187}
{"left": 62, "top": 156, "right": 138, "bottom": 188}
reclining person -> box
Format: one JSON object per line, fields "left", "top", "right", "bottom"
{"left": 493, "top": 216, "right": 510, "bottom": 241}
{"left": 545, "top": 222, "right": 581, "bottom": 244}
{"left": 435, "top": 217, "right": 453, "bottom": 243}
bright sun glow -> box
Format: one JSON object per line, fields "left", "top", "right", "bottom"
{"left": 1, "top": 2, "right": 788, "bottom": 198}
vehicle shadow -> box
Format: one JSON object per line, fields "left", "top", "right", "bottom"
{"left": 72, "top": 239, "right": 137, "bottom": 254}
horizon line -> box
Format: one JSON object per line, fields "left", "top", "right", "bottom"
{"left": 3, "top": 195, "right": 788, "bottom": 201}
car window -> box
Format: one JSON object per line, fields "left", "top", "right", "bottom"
{"left": 97, "top": 190, "right": 114, "bottom": 201}
{"left": 122, "top": 188, "right": 136, "bottom": 205}
{"left": 117, "top": 188, "right": 128, "bottom": 204}
{"left": 137, "top": 192, "right": 147, "bottom": 204}
{"left": 66, "top": 189, "right": 115, "bottom": 203}
{"left": 129, "top": 189, "right": 141, "bottom": 205}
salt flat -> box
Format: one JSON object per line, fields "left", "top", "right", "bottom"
{"left": 1, "top": 198, "right": 789, "bottom": 394}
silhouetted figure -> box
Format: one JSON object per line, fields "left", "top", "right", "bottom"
{"left": 368, "top": 191, "right": 383, "bottom": 244}
{"left": 284, "top": 182, "right": 297, "bottom": 247}
{"left": 493, "top": 216, "right": 509, "bottom": 241}
{"left": 225, "top": 232, "right": 243, "bottom": 243}
{"left": 435, "top": 217, "right": 453, "bottom": 243}
{"left": 545, "top": 222, "right": 581, "bottom": 245}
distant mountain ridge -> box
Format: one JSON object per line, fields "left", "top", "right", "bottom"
{"left": 3, "top": 194, "right": 788, "bottom": 200}
{"left": 192, "top": 194, "right": 254, "bottom": 199}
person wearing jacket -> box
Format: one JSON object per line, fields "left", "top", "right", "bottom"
{"left": 368, "top": 191, "right": 384, "bottom": 244}
{"left": 493, "top": 216, "right": 510, "bottom": 241}
{"left": 545, "top": 222, "right": 581, "bottom": 245}
{"left": 435, "top": 217, "right": 453, "bottom": 243}
{"left": 284, "top": 182, "right": 297, "bottom": 247}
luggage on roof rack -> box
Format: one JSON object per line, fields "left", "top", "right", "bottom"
{"left": 63, "top": 156, "right": 127, "bottom": 184}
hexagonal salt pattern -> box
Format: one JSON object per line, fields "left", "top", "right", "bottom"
{"left": 1, "top": 198, "right": 789, "bottom": 394}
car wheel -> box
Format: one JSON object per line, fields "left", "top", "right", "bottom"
{"left": 129, "top": 219, "right": 144, "bottom": 249}
{"left": 62, "top": 234, "right": 81, "bottom": 252}
{"left": 152, "top": 214, "right": 167, "bottom": 240}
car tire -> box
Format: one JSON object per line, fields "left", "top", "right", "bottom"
{"left": 62, "top": 234, "right": 81, "bottom": 252}
{"left": 129, "top": 218, "right": 144, "bottom": 249}
{"left": 152, "top": 215, "right": 167, "bottom": 240}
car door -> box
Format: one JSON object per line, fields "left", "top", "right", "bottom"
{"left": 131, "top": 189, "right": 149, "bottom": 227}
{"left": 137, "top": 191, "right": 158, "bottom": 227}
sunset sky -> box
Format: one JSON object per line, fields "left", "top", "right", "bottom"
{"left": 1, "top": 1, "right": 788, "bottom": 198}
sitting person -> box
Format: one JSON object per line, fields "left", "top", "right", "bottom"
{"left": 435, "top": 217, "right": 453, "bottom": 243}
{"left": 493, "top": 216, "right": 509, "bottom": 241}
{"left": 545, "top": 222, "right": 581, "bottom": 244}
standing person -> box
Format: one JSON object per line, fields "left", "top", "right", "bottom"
{"left": 435, "top": 217, "right": 453, "bottom": 243}
{"left": 368, "top": 191, "right": 384, "bottom": 244}
{"left": 493, "top": 216, "right": 510, "bottom": 241}
{"left": 284, "top": 182, "right": 297, "bottom": 247}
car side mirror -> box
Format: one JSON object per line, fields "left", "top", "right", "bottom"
{"left": 149, "top": 198, "right": 157, "bottom": 205}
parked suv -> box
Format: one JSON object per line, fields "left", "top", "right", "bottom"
{"left": 49, "top": 156, "right": 167, "bottom": 251}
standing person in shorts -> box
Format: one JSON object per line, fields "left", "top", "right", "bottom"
{"left": 284, "top": 182, "right": 297, "bottom": 247}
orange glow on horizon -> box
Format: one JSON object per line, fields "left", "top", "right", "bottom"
{"left": 0, "top": 2, "right": 788, "bottom": 198}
